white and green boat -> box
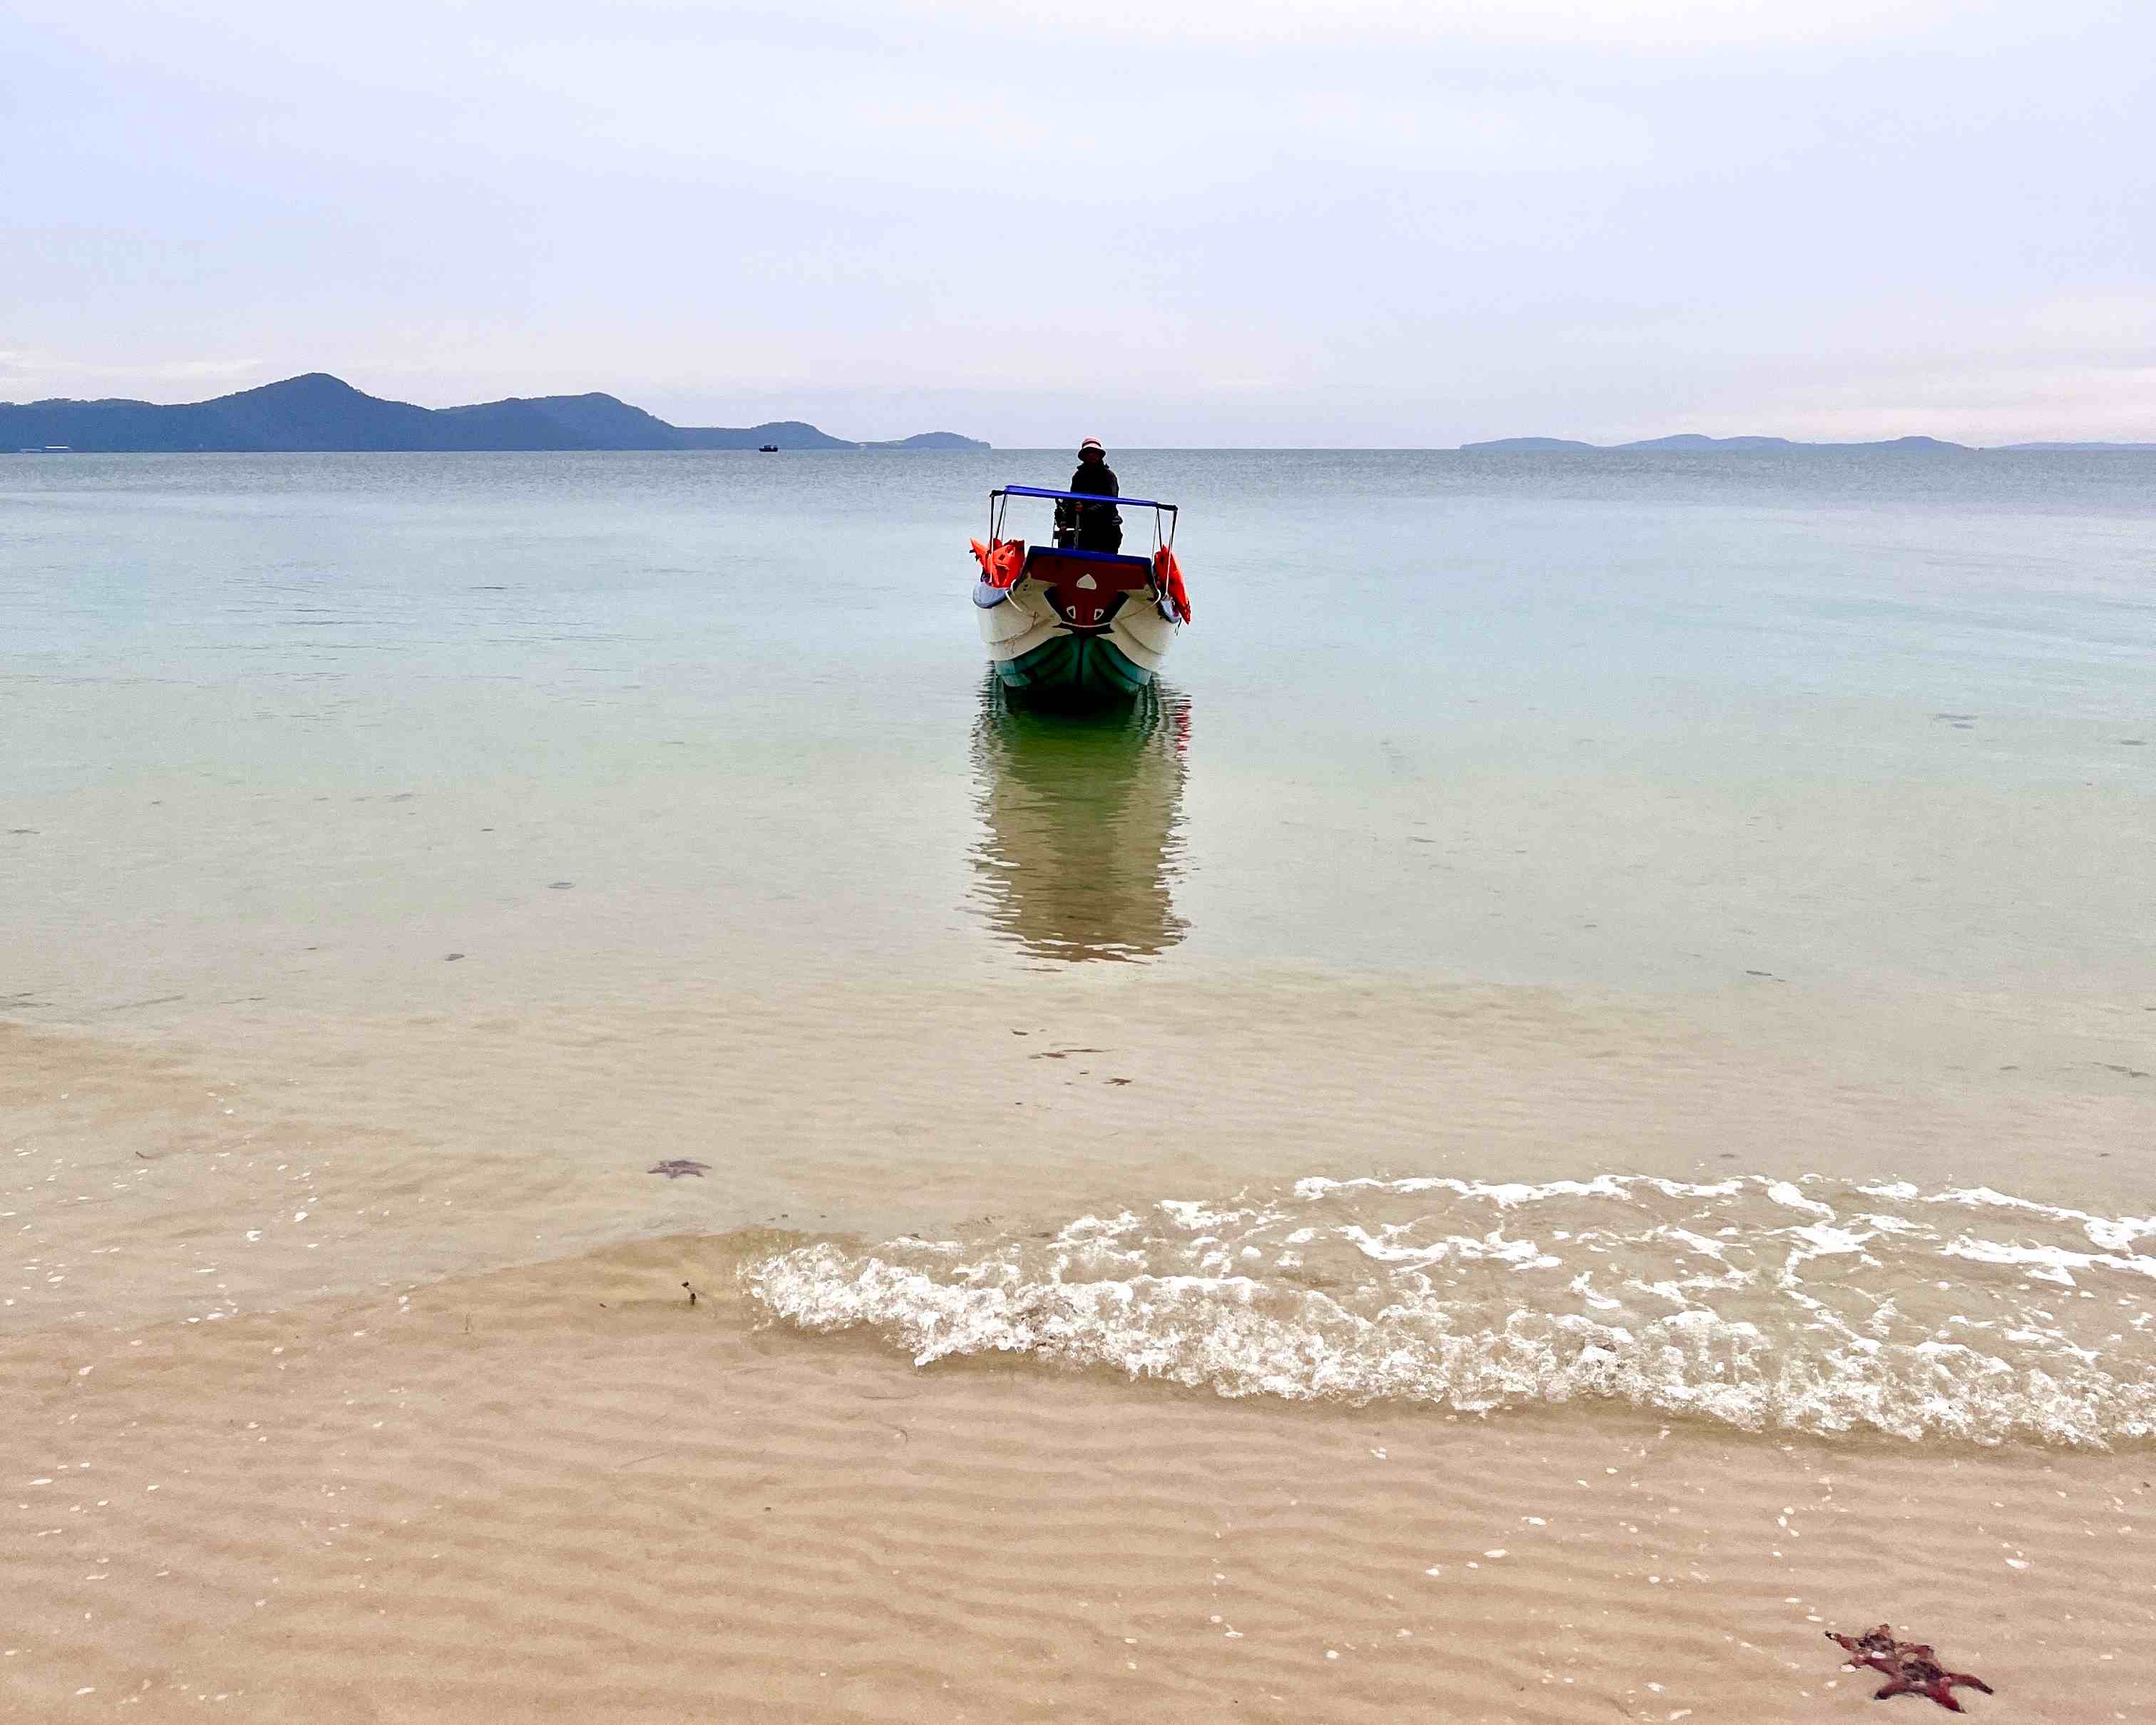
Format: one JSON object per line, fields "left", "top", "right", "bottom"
{"left": 971, "top": 484, "right": 1191, "bottom": 703}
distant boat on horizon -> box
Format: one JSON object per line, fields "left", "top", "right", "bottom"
{"left": 758, "top": 443, "right": 779, "bottom": 452}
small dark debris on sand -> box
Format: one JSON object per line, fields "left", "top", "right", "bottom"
{"left": 648, "top": 1159, "right": 710, "bottom": 1179}
{"left": 1827, "top": 1625, "right": 1993, "bottom": 1711}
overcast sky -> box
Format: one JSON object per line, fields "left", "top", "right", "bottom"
{"left": 4, "top": 1, "right": 2151, "bottom": 444}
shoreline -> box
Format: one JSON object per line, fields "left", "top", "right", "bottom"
{"left": 9, "top": 967, "right": 2155, "bottom": 1343}
{"left": 7, "top": 984, "right": 2155, "bottom": 1718}
{"left": 4, "top": 1231, "right": 2149, "bottom": 1723}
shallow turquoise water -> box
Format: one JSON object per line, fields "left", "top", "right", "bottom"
{"left": 4, "top": 449, "right": 2152, "bottom": 1011}
{"left": 8, "top": 449, "right": 2155, "bottom": 1441}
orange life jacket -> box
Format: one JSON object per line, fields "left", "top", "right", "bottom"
{"left": 1154, "top": 546, "right": 1192, "bottom": 623}
{"left": 970, "top": 537, "right": 1025, "bottom": 590}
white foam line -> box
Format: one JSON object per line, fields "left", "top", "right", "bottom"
{"left": 1864, "top": 1183, "right": 2156, "bottom": 1245}
{"left": 746, "top": 1169, "right": 2156, "bottom": 1450}
{"left": 754, "top": 1242, "right": 2156, "bottom": 1445}
{"left": 1767, "top": 1182, "right": 1836, "bottom": 1219}
{"left": 1941, "top": 1239, "right": 2156, "bottom": 1284}
{"left": 1295, "top": 1174, "right": 1747, "bottom": 1207}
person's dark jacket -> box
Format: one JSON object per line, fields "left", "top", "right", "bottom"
{"left": 1068, "top": 461, "right": 1119, "bottom": 499}
{"left": 1062, "top": 461, "right": 1122, "bottom": 551}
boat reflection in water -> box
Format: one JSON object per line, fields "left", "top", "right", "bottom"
{"left": 969, "top": 675, "right": 1191, "bottom": 963}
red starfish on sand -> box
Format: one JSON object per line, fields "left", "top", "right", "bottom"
{"left": 1827, "top": 1625, "right": 1993, "bottom": 1711}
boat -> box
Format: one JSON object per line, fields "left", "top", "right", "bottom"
{"left": 970, "top": 484, "right": 1191, "bottom": 702}
{"left": 757, "top": 443, "right": 779, "bottom": 453}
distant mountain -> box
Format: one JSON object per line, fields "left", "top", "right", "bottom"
{"left": 871, "top": 431, "right": 992, "bottom": 450}
{"left": 436, "top": 390, "right": 687, "bottom": 449}
{"left": 1996, "top": 441, "right": 2156, "bottom": 451}
{"left": 0, "top": 373, "right": 988, "bottom": 453}
{"left": 1459, "top": 436, "right": 1599, "bottom": 452}
{"left": 1618, "top": 434, "right": 1805, "bottom": 451}
{"left": 1462, "top": 431, "right": 1975, "bottom": 453}
{"left": 673, "top": 420, "right": 859, "bottom": 451}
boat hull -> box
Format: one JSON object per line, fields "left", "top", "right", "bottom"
{"left": 975, "top": 558, "right": 1177, "bottom": 706}
{"left": 994, "top": 630, "right": 1153, "bottom": 699}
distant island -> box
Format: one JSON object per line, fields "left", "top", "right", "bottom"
{"left": 1460, "top": 433, "right": 2156, "bottom": 453}
{"left": 0, "top": 373, "right": 989, "bottom": 453}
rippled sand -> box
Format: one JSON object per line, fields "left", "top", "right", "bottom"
{"left": 5, "top": 1235, "right": 2150, "bottom": 1724}
{"left": 6, "top": 976, "right": 2155, "bottom": 1721}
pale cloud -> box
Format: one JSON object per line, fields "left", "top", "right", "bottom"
{"left": 0, "top": 350, "right": 266, "bottom": 393}
{"left": 5, "top": 0, "right": 1997, "bottom": 63}
{"left": 2022, "top": 294, "right": 2156, "bottom": 352}
{"left": 493, "top": 39, "right": 1658, "bottom": 190}
{"left": 3, "top": 0, "right": 2151, "bottom": 442}
{"left": 826, "top": 0, "right": 1973, "bottom": 51}
{"left": 1737, "top": 365, "right": 2156, "bottom": 444}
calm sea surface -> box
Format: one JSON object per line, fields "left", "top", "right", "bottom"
{"left": 6, "top": 448, "right": 2150, "bottom": 1003}
{"left": 8, "top": 449, "right": 2156, "bottom": 1443}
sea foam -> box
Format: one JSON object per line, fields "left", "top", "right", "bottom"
{"left": 747, "top": 1174, "right": 2156, "bottom": 1448}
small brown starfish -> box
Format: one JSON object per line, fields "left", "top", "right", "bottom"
{"left": 647, "top": 1159, "right": 710, "bottom": 1179}
{"left": 1827, "top": 1625, "right": 1993, "bottom": 1711}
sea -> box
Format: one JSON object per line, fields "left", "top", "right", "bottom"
{"left": 6, "top": 448, "right": 2155, "bottom": 1447}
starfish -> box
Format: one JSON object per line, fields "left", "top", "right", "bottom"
{"left": 647, "top": 1159, "right": 710, "bottom": 1179}
{"left": 1827, "top": 1625, "right": 1993, "bottom": 1711}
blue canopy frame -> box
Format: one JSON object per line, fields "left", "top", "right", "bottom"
{"left": 992, "top": 484, "right": 1178, "bottom": 513}
{"left": 987, "top": 483, "right": 1178, "bottom": 553}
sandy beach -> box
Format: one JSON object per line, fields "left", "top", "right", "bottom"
{"left": 7, "top": 967, "right": 2155, "bottom": 1722}
{"left": 8, "top": 1229, "right": 2150, "bottom": 1725}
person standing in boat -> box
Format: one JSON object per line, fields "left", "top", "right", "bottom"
{"left": 1056, "top": 436, "right": 1123, "bottom": 553}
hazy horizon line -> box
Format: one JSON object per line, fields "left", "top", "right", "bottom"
{"left": 5, "top": 372, "right": 2152, "bottom": 454}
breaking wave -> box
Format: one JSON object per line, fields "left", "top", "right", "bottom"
{"left": 746, "top": 1174, "right": 2156, "bottom": 1448}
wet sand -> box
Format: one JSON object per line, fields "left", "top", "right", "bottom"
{"left": 5, "top": 1232, "right": 2150, "bottom": 1723}
{"left": 10, "top": 971, "right": 2156, "bottom": 1334}
{"left": 6, "top": 980, "right": 2154, "bottom": 1721}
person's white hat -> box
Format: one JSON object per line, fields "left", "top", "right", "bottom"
{"left": 1078, "top": 436, "right": 1104, "bottom": 453}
